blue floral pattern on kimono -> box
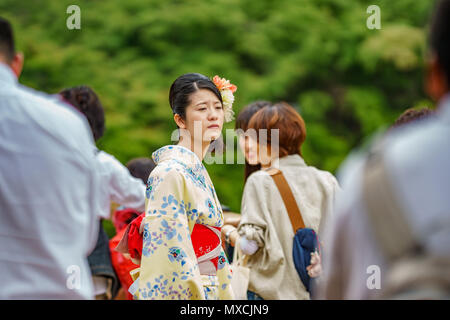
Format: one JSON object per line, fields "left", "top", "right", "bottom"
{"left": 132, "top": 145, "right": 234, "bottom": 300}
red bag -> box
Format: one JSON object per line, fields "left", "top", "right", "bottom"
{"left": 109, "top": 228, "right": 139, "bottom": 300}
{"left": 109, "top": 208, "right": 142, "bottom": 300}
{"left": 112, "top": 207, "right": 141, "bottom": 233}
{"left": 127, "top": 213, "right": 145, "bottom": 261}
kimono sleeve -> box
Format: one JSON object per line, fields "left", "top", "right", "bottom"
{"left": 136, "top": 167, "right": 205, "bottom": 300}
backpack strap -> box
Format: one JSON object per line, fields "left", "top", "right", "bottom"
{"left": 362, "top": 150, "right": 423, "bottom": 262}
{"left": 265, "top": 167, "right": 305, "bottom": 233}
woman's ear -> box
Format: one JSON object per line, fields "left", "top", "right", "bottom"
{"left": 173, "top": 113, "right": 186, "bottom": 129}
{"left": 10, "top": 52, "right": 24, "bottom": 78}
{"left": 426, "top": 53, "right": 449, "bottom": 103}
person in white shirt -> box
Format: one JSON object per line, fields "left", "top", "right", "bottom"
{"left": 59, "top": 85, "right": 146, "bottom": 219}
{"left": 0, "top": 17, "right": 100, "bottom": 299}
{"left": 96, "top": 151, "right": 146, "bottom": 216}
{"left": 59, "top": 85, "right": 146, "bottom": 299}
{"left": 315, "top": 0, "right": 450, "bottom": 299}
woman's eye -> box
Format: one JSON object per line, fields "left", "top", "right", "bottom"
{"left": 198, "top": 108, "right": 207, "bottom": 111}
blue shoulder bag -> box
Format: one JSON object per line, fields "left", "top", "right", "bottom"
{"left": 266, "top": 168, "right": 320, "bottom": 293}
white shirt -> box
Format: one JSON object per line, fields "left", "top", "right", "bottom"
{"left": 95, "top": 150, "right": 146, "bottom": 219}
{"left": 88, "top": 151, "right": 145, "bottom": 298}
{"left": 316, "top": 94, "right": 450, "bottom": 299}
{"left": 0, "top": 63, "right": 101, "bottom": 299}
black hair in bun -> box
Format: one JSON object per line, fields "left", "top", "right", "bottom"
{"left": 169, "top": 73, "right": 222, "bottom": 120}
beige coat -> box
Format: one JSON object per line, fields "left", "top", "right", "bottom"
{"left": 238, "top": 154, "right": 340, "bottom": 300}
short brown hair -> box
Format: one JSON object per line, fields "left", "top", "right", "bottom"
{"left": 247, "top": 102, "right": 307, "bottom": 158}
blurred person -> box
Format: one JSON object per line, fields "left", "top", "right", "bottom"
{"left": 116, "top": 73, "right": 236, "bottom": 300}
{"left": 59, "top": 86, "right": 147, "bottom": 299}
{"left": 125, "top": 157, "right": 157, "bottom": 184}
{"left": 221, "top": 101, "right": 271, "bottom": 261}
{"left": 315, "top": 0, "right": 450, "bottom": 299}
{"left": 0, "top": 17, "right": 100, "bottom": 299}
{"left": 226, "top": 102, "right": 340, "bottom": 300}
{"left": 109, "top": 157, "right": 156, "bottom": 300}
{"left": 391, "top": 107, "right": 435, "bottom": 128}
{"left": 236, "top": 100, "right": 272, "bottom": 182}
{"left": 60, "top": 85, "right": 147, "bottom": 219}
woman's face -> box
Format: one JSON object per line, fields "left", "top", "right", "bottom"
{"left": 257, "top": 141, "right": 273, "bottom": 167}
{"left": 177, "top": 89, "right": 224, "bottom": 144}
{"left": 238, "top": 133, "right": 259, "bottom": 165}
{"left": 238, "top": 130, "right": 275, "bottom": 167}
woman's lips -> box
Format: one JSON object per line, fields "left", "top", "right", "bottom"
{"left": 208, "top": 125, "right": 219, "bottom": 129}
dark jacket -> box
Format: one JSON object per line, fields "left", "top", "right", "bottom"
{"left": 87, "top": 222, "right": 120, "bottom": 299}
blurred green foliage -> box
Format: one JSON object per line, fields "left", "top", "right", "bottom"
{"left": 1, "top": 0, "right": 436, "bottom": 217}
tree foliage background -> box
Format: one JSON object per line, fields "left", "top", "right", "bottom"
{"left": 1, "top": 0, "right": 436, "bottom": 220}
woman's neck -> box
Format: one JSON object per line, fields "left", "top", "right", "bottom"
{"left": 259, "top": 153, "right": 280, "bottom": 169}
{"left": 260, "top": 162, "right": 271, "bottom": 169}
{"left": 177, "top": 137, "right": 210, "bottom": 162}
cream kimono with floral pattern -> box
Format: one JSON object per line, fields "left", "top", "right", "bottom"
{"left": 131, "top": 145, "right": 234, "bottom": 300}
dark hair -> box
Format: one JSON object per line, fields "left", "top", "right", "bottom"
{"left": 235, "top": 101, "right": 272, "bottom": 182}
{"left": 126, "top": 157, "right": 157, "bottom": 184}
{"left": 0, "top": 17, "right": 15, "bottom": 62}
{"left": 248, "top": 102, "right": 307, "bottom": 158}
{"left": 59, "top": 86, "right": 105, "bottom": 141}
{"left": 169, "top": 73, "right": 222, "bottom": 122}
{"left": 235, "top": 101, "right": 272, "bottom": 132}
{"left": 429, "top": 0, "right": 450, "bottom": 86}
{"left": 392, "top": 107, "right": 435, "bottom": 128}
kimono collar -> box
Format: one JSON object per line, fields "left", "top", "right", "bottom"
{"left": 152, "top": 145, "right": 222, "bottom": 215}
{"left": 152, "top": 145, "right": 204, "bottom": 168}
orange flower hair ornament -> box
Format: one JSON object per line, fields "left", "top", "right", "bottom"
{"left": 212, "top": 75, "right": 237, "bottom": 122}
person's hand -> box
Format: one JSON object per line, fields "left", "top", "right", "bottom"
{"left": 306, "top": 251, "right": 322, "bottom": 278}
{"left": 221, "top": 224, "right": 239, "bottom": 247}
{"left": 229, "top": 228, "right": 239, "bottom": 247}
{"left": 221, "top": 224, "right": 234, "bottom": 244}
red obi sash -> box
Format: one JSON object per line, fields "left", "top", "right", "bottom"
{"left": 115, "top": 213, "right": 222, "bottom": 273}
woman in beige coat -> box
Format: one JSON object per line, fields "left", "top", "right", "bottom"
{"left": 224, "top": 102, "right": 340, "bottom": 300}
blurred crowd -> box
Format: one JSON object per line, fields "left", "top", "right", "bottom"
{"left": 0, "top": 0, "right": 449, "bottom": 300}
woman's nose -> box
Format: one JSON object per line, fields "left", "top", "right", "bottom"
{"left": 207, "top": 107, "right": 220, "bottom": 120}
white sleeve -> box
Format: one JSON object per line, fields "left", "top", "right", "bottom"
{"left": 97, "top": 151, "right": 146, "bottom": 218}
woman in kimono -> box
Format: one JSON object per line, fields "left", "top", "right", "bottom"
{"left": 129, "top": 73, "right": 236, "bottom": 300}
